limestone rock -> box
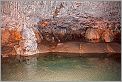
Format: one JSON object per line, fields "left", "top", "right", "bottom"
{"left": 1, "top": 28, "right": 10, "bottom": 45}
{"left": 19, "top": 25, "right": 38, "bottom": 56}
{"left": 102, "top": 29, "right": 114, "bottom": 42}
{"left": 85, "top": 28, "right": 100, "bottom": 42}
{"left": 1, "top": 28, "right": 22, "bottom": 46}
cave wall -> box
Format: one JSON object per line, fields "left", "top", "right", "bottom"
{"left": 1, "top": 1, "right": 121, "bottom": 56}
{"left": 1, "top": 1, "right": 121, "bottom": 26}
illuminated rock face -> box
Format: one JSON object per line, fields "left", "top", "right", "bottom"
{"left": 1, "top": 28, "right": 22, "bottom": 46}
{"left": 19, "top": 24, "right": 38, "bottom": 56}
{"left": 102, "top": 29, "right": 114, "bottom": 42}
{"left": 1, "top": 28, "right": 10, "bottom": 46}
{"left": 85, "top": 28, "right": 100, "bottom": 42}
{"left": 85, "top": 28, "right": 115, "bottom": 43}
{"left": 1, "top": 1, "right": 121, "bottom": 56}
{"left": 1, "top": 28, "right": 22, "bottom": 57}
{"left": 1, "top": 24, "right": 39, "bottom": 56}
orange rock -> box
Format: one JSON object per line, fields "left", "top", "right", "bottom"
{"left": 39, "top": 21, "right": 49, "bottom": 27}
{"left": 1, "top": 28, "right": 10, "bottom": 45}
{"left": 85, "top": 28, "right": 100, "bottom": 42}
{"left": 2, "top": 28, "right": 22, "bottom": 47}
{"left": 9, "top": 30, "right": 22, "bottom": 43}
{"left": 96, "top": 29, "right": 105, "bottom": 36}
{"left": 102, "top": 29, "right": 114, "bottom": 42}
{"left": 2, "top": 46, "right": 17, "bottom": 57}
{"left": 14, "top": 31, "right": 22, "bottom": 41}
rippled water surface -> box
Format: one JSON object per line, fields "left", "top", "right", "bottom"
{"left": 1, "top": 54, "right": 121, "bottom": 81}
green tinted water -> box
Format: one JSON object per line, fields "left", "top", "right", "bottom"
{"left": 1, "top": 54, "right": 121, "bottom": 81}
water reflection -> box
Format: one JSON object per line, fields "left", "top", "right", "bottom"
{"left": 1, "top": 54, "right": 121, "bottom": 81}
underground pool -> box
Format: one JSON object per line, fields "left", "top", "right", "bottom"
{"left": 1, "top": 53, "right": 121, "bottom": 81}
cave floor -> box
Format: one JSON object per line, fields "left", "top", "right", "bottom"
{"left": 38, "top": 42, "right": 121, "bottom": 54}
{"left": 1, "top": 42, "right": 121, "bottom": 58}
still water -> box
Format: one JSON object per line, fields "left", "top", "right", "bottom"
{"left": 1, "top": 54, "right": 121, "bottom": 81}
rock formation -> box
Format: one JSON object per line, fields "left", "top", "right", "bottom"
{"left": 1, "top": 1, "right": 121, "bottom": 57}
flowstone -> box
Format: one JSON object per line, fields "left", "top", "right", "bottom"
{"left": 19, "top": 24, "right": 39, "bottom": 56}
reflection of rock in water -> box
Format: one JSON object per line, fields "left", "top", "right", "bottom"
{"left": 25, "top": 57, "right": 37, "bottom": 65}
